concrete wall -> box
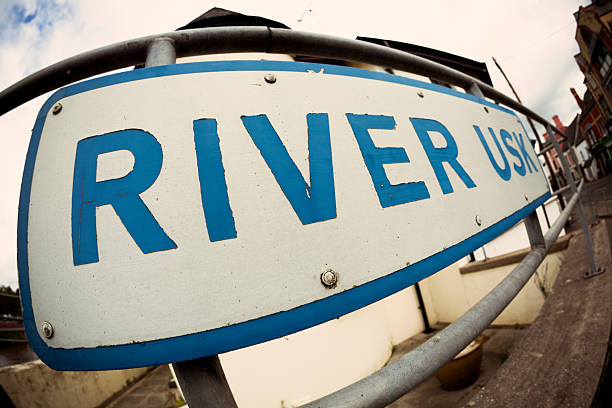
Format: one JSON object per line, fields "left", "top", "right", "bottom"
{"left": 0, "top": 360, "right": 149, "bottom": 408}
{"left": 425, "top": 250, "right": 566, "bottom": 325}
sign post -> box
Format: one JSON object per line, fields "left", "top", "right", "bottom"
{"left": 171, "top": 355, "right": 238, "bottom": 407}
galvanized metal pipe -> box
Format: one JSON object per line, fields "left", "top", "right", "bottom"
{"left": 467, "top": 82, "right": 485, "bottom": 98}
{"left": 552, "top": 184, "right": 571, "bottom": 196}
{"left": 303, "top": 188, "right": 581, "bottom": 408}
{"left": 544, "top": 181, "right": 582, "bottom": 249}
{"left": 145, "top": 37, "right": 176, "bottom": 67}
{"left": 0, "top": 26, "right": 565, "bottom": 136}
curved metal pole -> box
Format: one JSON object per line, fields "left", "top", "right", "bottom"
{"left": 0, "top": 26, "right": 564, "bottom": 136}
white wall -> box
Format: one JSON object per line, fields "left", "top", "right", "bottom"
{"left": 216, "top": 286, "right": 424, "bottom": 408}
{"left": 575, "top": 140, "right": 600, "bottom": 181}
{"left": 425, "top": 249, "right": 565, "bottom": 324}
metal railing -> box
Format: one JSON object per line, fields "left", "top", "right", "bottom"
{"left": 0, "top": 293, "right": 26, "bottom": 344}
{"left": 0, "top": 26, "right": 602, "bottom": 408}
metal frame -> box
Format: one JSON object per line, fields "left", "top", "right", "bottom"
{"left": 1, "top": 26, "right": 602, "bottom": 407}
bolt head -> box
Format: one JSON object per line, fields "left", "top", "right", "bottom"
{"left": 475, "top": 215, "right": 482, "bottom": 226}
{"left": 321, "top": 269, "right": 338, "bottom": 288}
{"left": 52, "top": 103, "right": 62, "bottom": 115}
{"left": 42, "top": 321, "right": 54, "bottom": 339}
{"left": 417, "top": 91, "right": 424, "bottom": 98}
{"left": 264, "top": 73, "right": 277, "bottom": 84}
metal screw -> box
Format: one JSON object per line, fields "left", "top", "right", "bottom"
{"left": 417, "top": 91, "right": 424, "bottom": 98}
{"left": 484, "top": 106, "right": 489, "bottom": 113}
{"left": 475, "top": 215, "right": 482, "bottom": 226}
{"left": 264, "top": 73, "right": 276, "bottom": 84}
{"left": 321, "top": 269, "right": 338, "bottom": 288}
{"left": 42, "top": 321, "right": 54, "bottom": 339}
{"left": 524, "top": 194, "right": 529, "bottom": 201}
{"left": 52, "top": 103, "right": 62, "bottom": 115}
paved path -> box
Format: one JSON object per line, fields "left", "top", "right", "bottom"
{"left": 105, "top": 365, "right": 180, "bottom": 408}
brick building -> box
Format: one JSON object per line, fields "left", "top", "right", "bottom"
{"left": 574, "top": 1, "right": 612, "bottom": 174}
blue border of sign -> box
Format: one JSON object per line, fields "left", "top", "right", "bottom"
{"left": 18, "top": 60, "right": 551, "bottom": 370}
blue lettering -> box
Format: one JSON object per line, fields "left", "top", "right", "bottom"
{"left": 71, "top": 129, "right": 177, "bottom": 266}
{"left": 513, "top": 132, "right": 538, "bottom": 173}
{"left": 346, "top": 114, "right": 430, "bottom": 208}
{"left": 410, "top": 118, "right": 476, "bottom": 194}
{"left": 241, "top": 114, "right": 336, "bottom": 224}
{"left": 474, "top": 125, "right": 511, "bottom": 181}
{"left": 501, "top": 129, "right": 525, "bottom": 176}
{"left": 193, "top": 119, "right": 237, "bottom": 242}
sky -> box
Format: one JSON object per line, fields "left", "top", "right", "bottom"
{"left": 0, "top": 0, "right": 592, "bottom": 288}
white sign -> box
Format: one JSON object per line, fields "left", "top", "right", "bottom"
{"left": 18, "top": 61, "right": 550, "bottom": 370}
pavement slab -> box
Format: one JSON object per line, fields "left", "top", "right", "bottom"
{"left": 105, "top": 365, "right": 179, "bottom": 408}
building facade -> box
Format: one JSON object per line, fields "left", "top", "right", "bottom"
{"left": 574, "top": 1, "right": 612, "bottom": 174}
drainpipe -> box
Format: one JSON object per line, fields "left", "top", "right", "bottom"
{"left": 414, "top": 282, "right": 433, "bottom": 333}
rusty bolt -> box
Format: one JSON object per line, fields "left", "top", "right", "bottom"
{"left": 321, "top": 269, "right": 338, "bottom": 288}
{"left": 42, "top": 321, "right": 54, "bottom": 339}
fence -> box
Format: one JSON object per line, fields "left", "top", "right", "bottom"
{"left": 0, "top": 26, "right": 602, "bottom": 407}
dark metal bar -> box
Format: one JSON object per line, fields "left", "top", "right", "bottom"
{"left": 413, "top": 283, "right": 432, "bottom": 333}
{"left": 524, "top": 211, "right": 545, "bottom": 249}
{"left": 172, "top": 355, "right": 238, "bottom": 408}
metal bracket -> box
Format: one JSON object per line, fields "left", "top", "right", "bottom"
{"left": 172, "top": 354, "right": 238, "bottom": 408}
{"left": 584, "top": 267, "right": 605, "bottom": 279}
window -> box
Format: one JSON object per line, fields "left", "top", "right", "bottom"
{"left": 599, "top": 53, "right": 612, "bottom": 78}
{"left": 600, "top": 97, "right": 612, "bottom": 117}
{"left": 587, "top": 127, "right": 598, "bottom": 145}
{"left": 587, "top": 73, "right": 598, "bottom": 89}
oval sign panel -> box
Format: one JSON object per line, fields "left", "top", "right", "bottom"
{"left": 18, "top": 60, "right": 550, "bottom": 370}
